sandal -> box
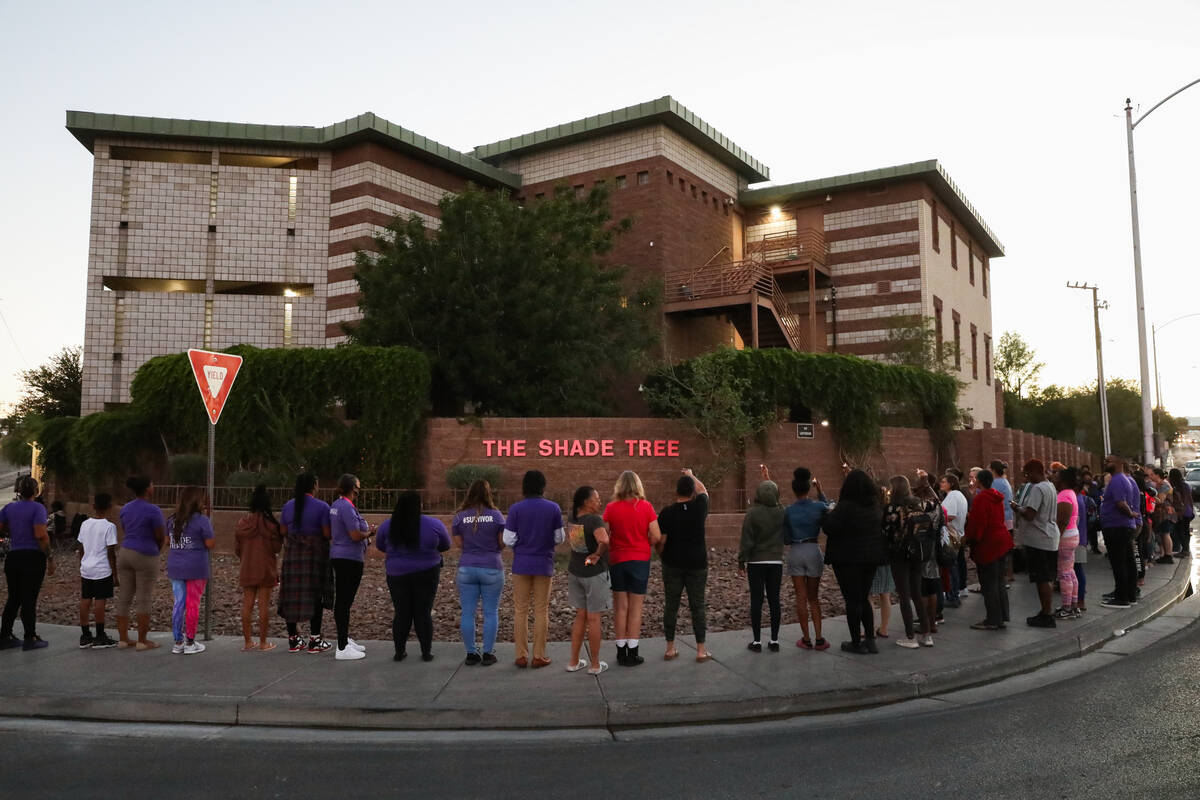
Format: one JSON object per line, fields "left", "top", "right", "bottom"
{"left": 258, "top": 642, "right": 277, "bottom": 652}
{"left": 797, "top": 638, "right": 813, "bottom": 649}
{"left": 565, "top": 658, "right": 589, "bottom": 672}
{"left": 135, "top": 640, "right": 160, "bottom": 651}
{"left": 875, "top": 629, "right": 889, "bottom": 638}
{"left": 586, "top": 661, "right": 609, "bottom": 675}
{"left": 664, "top": 650, "right": 679, "bottom": 660}
{"left": 695, "top": 652, "right": 714, "bottom": 663}
{"left": 242, "top": 642, "right": 258, "bottom": 652}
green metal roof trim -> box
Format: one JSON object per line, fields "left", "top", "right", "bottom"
{"left": 65, "top": 110, "right": 521, "bottom": 188}
{"left": 472, "top": 96, "right": 769, "bottom": 183}
{"left": 739, "top": 159, "right": 1004, "bottom": 257}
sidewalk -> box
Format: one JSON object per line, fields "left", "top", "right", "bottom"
{"left": 0, "top": 557, "right": 1193, "bottom": 731}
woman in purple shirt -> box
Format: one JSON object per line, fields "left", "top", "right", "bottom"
{"left": 279, "top": 473, "right": 333, "bottom": 653}
{"left": 115, "top": 475, "right": 166, "bottom": 651}
{"left": 329, "top": 473, "right": 373, "bottom": 661}
{"left": 376, "top": 491, "right": 450, "bottom": 662}
{"left": 0, "top": 475, "right": 53, "bottom": 650}
{"left": 452, "top": 480, "right": 505, "bottom": 666}
{"left": 165, "top": 486, "right": 216, "bottom": 654}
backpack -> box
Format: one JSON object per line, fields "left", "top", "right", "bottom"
{"left": 903, "top": 503, "right": 943, "bottom": 565}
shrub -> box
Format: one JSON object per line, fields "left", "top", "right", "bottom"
{"left": 445, "top": 463, "right": 503, "bottom": 491}
{"left": 226, "top": 469, "right": 290, "bottom": 488}
{"left": 169, "top": 454, "right": 207, "bottom": 485}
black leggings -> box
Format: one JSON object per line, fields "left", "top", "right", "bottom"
{"left": 890, "top": 558, "right": 930, "bottom": 639}
{"left": 285, "top": 606, "right": 324, "bottom": 638}
{"left": 833, "top": 562, "right": 877, "bottom": 644}
{"left": 387, "top": 566, "right": 441, "bottom": 656}
{"left": 331, "top": 558, "right": 364, "bottom": 649}
{"left": 1, "top": 550, "right": 46, "bottom": 640}
{"left": 746, "top": 563, "right": 782, "bottom": 642}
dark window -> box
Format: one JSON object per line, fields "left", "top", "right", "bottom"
{"left": 982, "top": 259, "right": 989, "bottom": 298}
{"left": 931, "top": 200, "right": 940, "bottom": 252}
{"left": 984, "top": 333, "right": 992, "bottom": 385}
{"left": 970, "top": 323, "right": 979, "bottom": 380}
{"left": 690, "top": 184, "right": 697, "bottom": 198}
{"left": 614, "top": 175, "right": 627, "bottom": 189}
{"left": 666, "top": 171, "right": 673, "bottom": 185}
{"left": 679, "top": 178, "right": 685, "bottom": 192}
{"left": 534, "top": 192, "right": 545, "bottom": 200}
{"left": 952, "top": 310, "right": 962, "bottom": 371}
{"left": 969, "top": 249, "right": 975, "bottom": 285}
{"left": 637, "top": 171, "right": 649, "bottom": 185}
{"left": 594, "top": 179, "right": 605, "bottom": 187}
{"left": 573, "top": 184, "right": 585, "bottom": 198}
{"left": 950, "top": 222, "right": 958, "bottom": 269}
{"left": 933, "top": 296, "right": 944, "bottom": 357}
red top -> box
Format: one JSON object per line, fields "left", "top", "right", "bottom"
{"left": 964, "top": 488, "right": 1013, "bottom": 565}
{"left": 602, "top": 498, "right": 657, "bottom": 565}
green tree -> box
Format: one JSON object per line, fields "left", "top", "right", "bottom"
{"left": 994, "top": 331, "right": 1044, "bottom": 399}
{"left": 882, "top": 314, "right": 958, "bottom": 373}
{"left": 351, "top": 185, "right": 661, "bottom": 416}
{"left": 12, "top": 346, "right": 82, "bottom": 421}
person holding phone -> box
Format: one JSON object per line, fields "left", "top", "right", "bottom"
{"left": 566, "top": 486, "right": 611, "bottom": 674}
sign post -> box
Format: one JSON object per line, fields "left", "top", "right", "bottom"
{"left": 187, "top": 349, "right": 243, "bottom": 641}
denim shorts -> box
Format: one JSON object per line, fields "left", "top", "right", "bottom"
{"left": 786, "top": 541, "right": 824, "bottom": 577}
{"left": 609, "top": 559, "right": 650, "bottom": 594}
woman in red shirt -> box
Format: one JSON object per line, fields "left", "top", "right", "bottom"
{"left": 963, "top": 469, "right": 1013, "bottom": 630}
{"left": 603, "top": 471, "right": 662, "bottom": 667}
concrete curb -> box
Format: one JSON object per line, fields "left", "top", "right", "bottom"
{"left": 0, "top": 559, "right": 1192, "bottom": 731}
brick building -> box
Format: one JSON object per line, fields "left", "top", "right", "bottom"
{"left": 68, "top": 96, "right": 1004, "bottom": 425}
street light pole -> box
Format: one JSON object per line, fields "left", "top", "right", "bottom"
{"left": 1123, "top": 78, "right": 1200, "bottom": 465}
{"left": 1068, "top": 282, "right": 1111, "bottom": 456}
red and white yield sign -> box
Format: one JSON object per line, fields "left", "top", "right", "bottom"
{"left": 187, "top": 349, "right": 243, "bottom": 425}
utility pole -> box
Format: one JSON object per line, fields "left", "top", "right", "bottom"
{"left": 1067, "top": 282, "right": 1112, "bottom": 456}
{"left": 1124, "top": 100, "right": 1154, "bottom": 465}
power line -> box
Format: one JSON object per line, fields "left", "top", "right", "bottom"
{"left": 0, "top": 298, "right": 31, "bottom": 369}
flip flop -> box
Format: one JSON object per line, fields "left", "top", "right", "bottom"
{"left": 875, "top": 629, "right": 889, "bottom": 638}
{"left": 565, "top": 658, "right": 589, "bottom": 672}
{"left": 664, "top": 650, "right": 679, "bottom": 660}
{"left": 258, "top": 642, "right": 277, "bottom": 652}
{"left": 586, "top": 661, "right": 609, "bottom": 675}
{"left": 242, "top": 643, "right": 258, "bottom": 652}
{"left": 135, "top": 640, "right": 160, "bottom": 651}
{"left": 695, "top": 652, "right": 714, "bottom": 663}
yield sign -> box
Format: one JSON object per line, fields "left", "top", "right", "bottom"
{"left": 187, "top": 349, "right": 243, "bottom": 425}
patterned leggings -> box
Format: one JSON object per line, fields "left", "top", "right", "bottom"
{"left": 1058, "top": 531, "right": 1079, "bottom": 608}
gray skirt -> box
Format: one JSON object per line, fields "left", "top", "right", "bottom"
{"left": 869, "top": 564, "right": 895, "bottom": 595}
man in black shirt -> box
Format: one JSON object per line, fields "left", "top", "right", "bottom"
{"left": 656, "top": 469, "right": 712, "bottom": 662}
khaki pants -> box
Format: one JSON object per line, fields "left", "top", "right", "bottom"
{"left": 512, "top": 573, "right": 552, "bottom": 661}
{"left": 115, "top": 548, "right": 159, "bottom": 617}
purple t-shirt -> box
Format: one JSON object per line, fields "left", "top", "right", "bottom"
{"left": 452, "top": 507, "right": 505, "bottom": 570}
{"left": 120, "top": 498, "right": 166, "bottom": 556}
{"left": 166, "top": 513, "right": 214, "bottom": 580}
{"left": 329, "top": 496, "right": 369, "bottom": 561}
{"left": 1076, "top": 490, "right": 1090, "bottom": 547}
{"left": 376, "top": 516, "right": 450, "bottom": 576}
{"left": 1100, "top": 472, "right": 1141, "bottom": 530}
{"left": 505, "top": 497, "right": 563, "bottom": 577}
{"left": 280, "top": 496, "right": 331, "bottom": 538}
{"left": 0, "top": 500, "right": 47, "bottom": 551}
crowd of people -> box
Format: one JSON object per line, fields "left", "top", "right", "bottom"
{"left": 0, "top": 454, "right": 1194, "bottom": 667}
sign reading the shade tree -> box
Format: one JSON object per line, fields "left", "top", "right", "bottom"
{"left": 187, "top": 349, "right": 243, "bottom": 425}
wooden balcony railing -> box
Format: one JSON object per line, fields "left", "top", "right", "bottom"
{"left": 745, "top": 228, "right": 827, "bottom": 266}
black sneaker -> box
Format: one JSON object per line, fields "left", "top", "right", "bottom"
{"left": 480, "top": 652, "right": 497, "bottom": 667}
{"left": 0, "top": 634, "right": 21, "bottom": 650}
{"left": 864, "top": 638, "right": 879, "bottom": 654}
{"left": 394, "top": 650, "right": 407, "bottom": 662}
{"left": 79, "top": 631, "right": 94, "bottom": 649}
{"left": 747, "top": 641, "right": 762, "bottom": 653}
{"left": 624, "top": 645, "right": 644, "bottom": 666}
{"left": 22, "top": 636, "right": 49, "bottom": 651}
{"left": 288, "top": 635, "right": 306, "bottom": 653}
{"left": 1100, "top": 599, "right": 1131, "bottom": 609}
{"left": 421, "top": 653, "right": 434, "bottom": 662}
{"left": 767, "top": 641, "right": 780, "bottom": 652}
{"left": 92, "top": 633, "right": 118, "bottom": 649}
{"left": 307, "top": 636, "right": 332, "bottom": 654}
{"left": 616, "top": 644, "right": 628, "bottom": 665}
{"left": 465, "top": 652, "right": 481, "bottom": 666}
{"left": 1026, "top": 613, "right": 1056, "bottom": 628}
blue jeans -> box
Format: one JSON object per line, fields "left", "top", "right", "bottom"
{"left": 456, "top": 566, "right": 504, "bottom": 654}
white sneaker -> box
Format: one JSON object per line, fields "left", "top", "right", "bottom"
{"left": 920, "top": 635, "right": 934, "bottom": 647}
{"left": 171, "top": 642, "right": 185, "bottom": 654}
{"left": 896, "top": 638, "right": 920, "bottom": 649}
{"left": 336, "top": 644, "right": 366, "bottom": 661}
{"left": 184, "top": 641, "right": 206, "bottom": 655}
{"left": 346, "top": 638, "right": 366, "bottom": 653}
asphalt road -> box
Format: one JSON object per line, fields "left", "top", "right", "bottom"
{"left": 3, "top": 620, "right": 1198, "bottom": 800}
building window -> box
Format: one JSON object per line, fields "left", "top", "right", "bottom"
{"left": 679, "top": 178, "right": 685, "bottom": 192}
{"left": 637, "top": 171, "right": 649, "bottom": 185}
{"left": 614, "top": 176, "right": 626, "bottom": 190}
{"left": 666, "top": 171, "right": 673, "bottom": 185}
{"left": 573, "top": 184, "right": 585, "bottom": 198}
{"left": 984, "top": 333, "right": 992, "bottom": 385}
{"left": 969, "top": 249, "right": 976, "bottom": 285}
{"left": 982, "top": 259, "right": 989, "bottom": 298}
{"left": 931, "top": 200, "right": 940, "bottom": 252}
{"left": 950, "top": 222, "right": 958, "bottom": 269}
{"left": 970, "top": 323, "right": 979, "bottom": 380}
{"left": 284, "top": 302, "right": 293, "bottom": 348}
{"left": 701, "top": 191, "right": 708, "bottom": 204}
{"left": 209, "top": 171, "right": 218, "bottom": 224}
{"left": 535, "top": 192, "right": 545, "bottom": 200}
{"left": 933, "top": 296, "right": 943, "bottom": 358}
{"left": 690, "top": 184, "right": 697, "bottom": 198}
{"left": 952, "top": 310, "right": 962, "bottom": 371}
{"left": 288, "top": 175, "right": 298, "bottom": 225}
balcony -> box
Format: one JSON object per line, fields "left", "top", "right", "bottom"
{"left": 745, "top": 228, "right": 828, "bottom": 270}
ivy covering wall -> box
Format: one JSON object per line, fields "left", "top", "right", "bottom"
{"left": 643, "top": 348, "right": 960, "bottom": 461}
